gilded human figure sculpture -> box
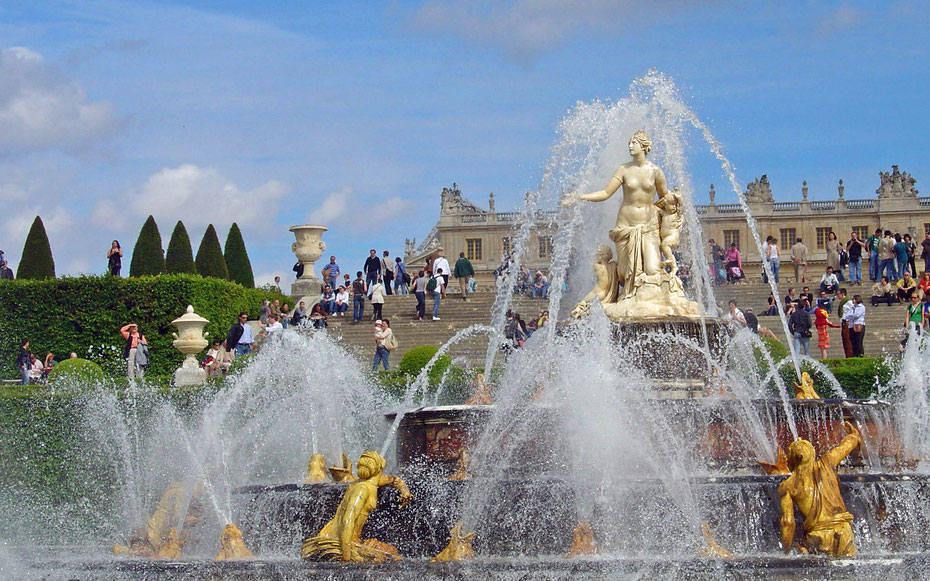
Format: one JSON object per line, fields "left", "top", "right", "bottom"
{"left": 302, "top": 451, "right": 413, "bottom": 562}
{"left": 430, "top": 522, "right": 476, "bottom": 562}
{"left": 304, "top": 453, "right": 328, "bottom": 483}
{"left": 215, "top": 523, "right": 254, "bottom": 560}
{"left": 778, "top": 421, "right": 861, "bottom": 556}
{"left": 792, "top": 371, "right": 821, "bottom": 400}
{"left": 564, "top": 130, "right": 700, "bottom": 320}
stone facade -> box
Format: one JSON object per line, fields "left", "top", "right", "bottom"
{"left": 407, "top": 169, "right": 929, "bottom": 282}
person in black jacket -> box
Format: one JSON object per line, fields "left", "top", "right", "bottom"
{"left": 226, "top": 312, "right": 254, "bottom": 358}
{"left": 364, "top": 249, "right": 381, "bottom": 292}
{"left": 16, "top": 339, "right": 30, "bottom": 385}
{"left": 788, "top": 303, "right": 813, "bottom": 357}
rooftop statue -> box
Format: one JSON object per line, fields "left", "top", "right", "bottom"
{"left": 302, "top": 451, "right": 413, "bottom": 563}
{"left": 745, "top": 174, "right": 774, "bottom": 204}
{"left": 877, "top": 165, "right": 918, "bottom": 198}
{"left": 778, "top": 421, "right": 861, "bottom": 556}
{"left": 563, "top": 131, "right": 701, "bottom": 320}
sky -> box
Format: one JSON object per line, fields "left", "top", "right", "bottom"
{"left": 0, "top": 1, "right": 928, "bottom": 287}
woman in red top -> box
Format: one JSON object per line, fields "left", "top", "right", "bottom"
{"left": 813, "top": 307, "right": 841, "bottom": 360}
{"left": 120, "top": 323, "right": 148, "bottom": 380}
{"left": 918, "top": 271, "right": 930, "bottom": 299}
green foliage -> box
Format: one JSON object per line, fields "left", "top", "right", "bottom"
{"left": 398, "top": 345, "right": 451, "bottom": 384}
{"left": 776, "top": 357, "right": 892, "bottom": 399}
{"left": 224, "top": 223, "right": 254, "bottom": 288}
{"left": 195, "top": 224, "right": 230, "bottom": 280}
{"left": 47, "top": 358, "right": 105, "bottom": 385}
{"left": 129, "top": 215, "right": 166, "bottom": 277}
{"left": 18, "top": 216, "right": 55, "bottom": 279}
{"left": 0, "top": 275, "right": 286, "bottom": 378}
{"left": 165, "top": 221, "right": 197, "bottom": 274}
{"left": 226, "top": 353, "right": 255, "bottom": 376}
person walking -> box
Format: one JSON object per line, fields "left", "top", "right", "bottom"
{"left": 430, "top": 268, "right": 445, "bottom": 320}
{"left": 453, "top": 252, "right": 475, "bottom": 300}
{"left": 814, "top": 303, "right": 841, "bottom": 359}
{"left": 414, "top": 270, "right": 427, "bottom": 320}
{"left": 370, "top": 274, "right": 386, "bottom": 321}
{"left": 120, "top": 323, "right": 148, "bottom": 380}
{"left": 364, "top": 250, "right": 381, "bottom": 292}
{"left": 381, "top": 251, "right": 394, "bottom": 296}
{"left": 878, "top": 230, "right": 897, "bottom": 281}
{"left": 836, "top": 289, "right": 853, "bottom": 357}
{"left": 788, "top": 303, "right": 812, "bottom": 357}
{"left": 352, "top": 271, "right": 367, "bottom": 323}
{"left": 226, "top": 312, "right": 254, "bottom": 358}
{"left": 846, "top": 231, "right": 866, "bottom": 285}
{"left": 904, "top": 234, "right": 918, "bottom": 278}
{"left": 16, "top": 339, "right": 30, "bottom": 385}
{"left": 790, "top": 238, "right": 808, "bottom": 283}
{"left": 325, "top": 256, "right": 340, "bottom": 290}
{"left": 764, "top": 236, "right": 780, "bottom": 284}
{"left": 866, "top": 228, "right": 882, "bottom": 282}
{"left": 432, "top": 249, "right": 451, "bottom": 296}
{"left": 825, "top": 232, "right": 844, "bottom": 282}
{"left": 372, "top": 319, "right": 396, "bottom": 371}
{"left": 394, "top": 257, "right": 408, "bottom": 295}
{"left": 107, "top": 240, "right": 123, "bottom": 276}
{"left": 846, "top": 295, "right": 866, "bottom": 357}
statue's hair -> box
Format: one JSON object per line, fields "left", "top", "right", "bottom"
{"left": 357, "top": 451, "right": 386, "bottom": 479}
{"left": 787, "top": 439, "right": 815, "bottom": 470}
{"left": 631, "top": 130, "right": 652, "bottom": 154}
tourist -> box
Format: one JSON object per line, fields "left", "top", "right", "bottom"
{"left": 725, "top": 243, "right": 743, "bottom": 284}
{"left": 107, "top": 240, "right": 123, "bottom": 276}
{"left": 334, "top": 287, "right": 349, "bottom": 316}
{"left": 787, "top": 303, "right": 812, "bottom": 357}
{"left": 815, "top": 290, "right": 833, "bottom": 315}
{"left": 16, "top": 339, "right": 29, "bottom": 385}
{"left": 836, "top": 289, "right": 853, "bottom": 358}
{"left": 799, "top": 287, "right": 813, "bottom": 312}
{"left": 918, "top": 272, "right": 930, "bottom": 299}
{"left": 291, "top": 301, "right": 307, "bottom": 326}
{"left": 870, "top": 276, "right": 896, "bottom": 307}
{"left": 342, "top": 273, "right": 351, "bottom": 291}
{"left": 432, "top": 249, "right": 451, "bottom": 295}
{"left": 819, "top": 267, "right": 839, "bottom": 295}
{"left": 120, "top": 323, "right": 148, "bottom": 380}
{"left": 325, "top": 256, "right": 340, "bottom": 290}
{"left": 904, "top": 293, "right": 925, "bottom": 343}
{"left": 824, "top": 232, "right": 844, "bottom": 282}
{"left": 866, "top": 228, "right": 883, "bottom": 282}
{"left": 0, "top": 260, "right": 14, "bottom": 279}
{"left": 922, "top": 233, "right": 930, "bottom": 275}
{"left": 26, "top": 353, "right": 43, "bottom": 383}
{"left": 538, "top": 310, "right": 550, "bottom": 329}
{"left": 394, "top": 257, "right": 408, "bottom": 295}
{"left": 309, "top": 304, "right": 328, "bottom": 329}
{"left": 764, "top": 236, "right": 780, "bottom": 283}
{"left": 790, "top": 238, "right": 809, "bottom": 283}
{"left": 813, "top": 303, "right": 842, "bottom": 360}
{"left": 320, "top": 285, "right": 336, "bottom": 314}
{"left": 280, "top": 304, "right": 291, "bottom": 328}
{"left": 896, "top": 271, "right": 918, "bottom": 302}
{"left": 762, "top": 292, "right": 779, "bottom": 316}
{"left": 372, "top": 319, "right": 395, "bottom": 371}
{"left": 709, "top": 239, "right": 725, "bottom": 285}
{"left": 746, "top": 308, "right": 777, "bottom": 340}
{"left": 259, "top": 299, "right": 271, "bottom": 325}
{"left": 293, "top": 260, "right": 304, "bottom": 279}
{"left": 226, "top": 312, "right": 254, "bottom": 357}
{"left": 846, "top": 231, "right": 867, "bottom": 285}
{"left": 726, "top": 299, "right": 746, "bottom": 325}
{"left": 678, "top": 263, "right": 692, "bottom": 288}
{"left": 380, "top": 251, "right": 394, "bottom": 296}
{"left": 453, "top": 251, "right": 475, "bottom": 300}
{"left": 430, "top": 268, "right": 445, "bottom": 320}
{"left": 262, "top": 313, "right": 283, "bottom": 338}
{"left": 784, "top": 288, "right": 800, "bottom": 312}
{"left": 894, "top": 234, "right": 910, "bottom": 280}
{"left": 204, "top": 340, "right": 232, "bottom": 377}
{"left": 352, "top": 271, "right": 367, "bottom": 323}
{"left": 370, "top": 274, "right": 386, "bottom": 321}
{"left": 414, "top": 270, "right": 427, "bottom": 320}
{"left": 878, "top": 230, "right": 897, "bottom": 281}
{"left": 531, "top": 271, "right": 550, "bottom": 298}
{"left": 364, "top": 249, "right": 381, "bottom": 292}
{"left": 272, "top": 276, "right": 282, "bottom": 293}
{"left": 905, "top": 234, "right": 918, "bottom": 278}
{"left": 846, "top": 295, "right": 866, "bottom": 357}
{"left": 515, "top": 265, "right": 530, "bottom": 295}
{"left": 270, "top": 299, "right": 281, "bottom": 320}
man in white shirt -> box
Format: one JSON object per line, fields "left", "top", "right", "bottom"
{"left": 845, "top": 295, "right": 866, "bottom": 357}
{"left": 263, "top": 313, "right": 283, "bottom": 338}
{"left": 432, "top": 249, "right": 451, "bottom": 298}
{"left": 431, "top": 268, "right": 445, "bottom": 320}
{"left": 820, "top": 266, "right": 839, "bottom": 295}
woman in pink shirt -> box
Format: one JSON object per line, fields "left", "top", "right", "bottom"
{"left": 120, "top": 323, "right": 148, "bottom": 380}
{"left": 725, "top": 243, "right": 743, "bottom": 283}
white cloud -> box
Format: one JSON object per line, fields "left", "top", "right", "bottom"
{"left": 128, "top": 164, "right": 290, "bottom": 232}
{"left": 0, "top": 46, "right": 120, "bottom": 154}
{"left": 308, "top": 187, "right": 353, "bottom": 224}
{"left": 818, "top": 5, "right": 865, "bottom": 35}
{"left": 306, "top": 187, "right": 413, "bottom": 232}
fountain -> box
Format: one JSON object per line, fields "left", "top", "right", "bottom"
{"left": 4, "top": 72, "right": 930, "bottom": 580}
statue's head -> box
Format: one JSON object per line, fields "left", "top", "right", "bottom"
{"left": 787, "top": 439, "right": 815, "bottom": 470}
{"left": 630, "top": 130, "right": 652, "bottom": 155}
{"left": 596, "top": 244, "right": 613, "bottom": 262}
{"left": 801, "top": 371, "right": 812, "bottom": 385}
{"left": 357, "top": 451, "right": 386, "bottom": 479}
{"left": 220, "top": 523, "right": 243, "bottom": 544}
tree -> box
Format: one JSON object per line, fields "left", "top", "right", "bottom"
{"left": 165, "top": 221, "right": 197, "bottom": 274}
{"left": 195, "top": 224, "right": 229, "bottom": 280}
{"left": 223, "top": 223, "right": 255, "bottom": 288}
{"left": 18, "top": 216, "right": 56, "bottom": 279}
{"left": 129, "top": 215, "right": 166, "bottom": 276}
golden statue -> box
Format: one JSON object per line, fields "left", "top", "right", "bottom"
{"left": 431, "top": 522, "right": 476, "bottom": 562}
{"left": 563, "top": 131, "right": 700, "bottom": 320}
{"left": 448, "top": 447, "right": 471, "bottom": 481}
{"left": 757, "top": 447, "right": 790, "bottom": 475}
{"left": 302, "top": 451, "right": 413, "bottom": 562}
{"left": 565, "top": 520, "right": 597, "bottom": 557}
{"left": 153, "top": 528, "right": 185, "bottom": 560}
{"left": 215, "top": 523, "right": 254, "bottom": 560}
{"left": 792, "top": 371, "right": 821, "bottom": 400}
{"left": 113, "top": 481, "right": 202, "bottom": 558}
{"left": 698, "top": 521, "right": 733, "bottom": 558}
{"left": 329, "top": 452, "right": 357, "bottom": 483}
{"left": 465, "top": 374, "right": 493, "bottom": 405}
{"left": 778, "top": 421, "right": 861, "bottom": 556}
{"left": 305, "top": 453, "right": 328, "bottom": 483}
{"left": 571, "top": 244, "right": 619, "bottom": 318}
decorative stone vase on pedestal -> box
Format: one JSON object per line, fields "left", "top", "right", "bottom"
{"left": 171, "top": 305, "right": 209, "bottom": 387}
{"left": 289, "top": 224, "right": 327, "bottom": 299}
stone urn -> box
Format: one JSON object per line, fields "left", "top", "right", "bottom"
{"left": 171, "top": 305, "right": 209, "bottom": 387}
{"left": 289, "top": 224, "right": 328, "bottom": 298}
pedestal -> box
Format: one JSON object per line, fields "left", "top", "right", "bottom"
{"left": 174, "top": 354, "right": 207, "bottom": 387}
{"left": 291, "top": 278, "right": 322, "bottom": 300}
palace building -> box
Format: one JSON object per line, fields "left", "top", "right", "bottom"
{"left": 404, "top": 168, "right": 927, "bottom": 285}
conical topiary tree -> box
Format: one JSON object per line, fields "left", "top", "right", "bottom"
{"left": 18, "top": 216, "right": 56, "bottom": 279}
{"left": 130, "top": 215, "right": 166, "bottom": 277}
{"left": 165, "top": 220, "right": 197, "bottom": 274}
{"left": 223, "top": 222, "right": 254, "bottom": 288}
{"left": 195, "top": 224, "right": 229, "bottom": 280}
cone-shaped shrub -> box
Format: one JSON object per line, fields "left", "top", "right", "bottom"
{"left": 18, "top": 216, "right": 56, "bottom": 279}
{"left": 223, "top": 223, "right": 254, "bottom": 288}
{"left": 165, "top": 220, "right": 197, "bottom": 274}
{"left": 195, "top": 224, "right": 229, "bottom": 279}
{"left": 129, "top": 216, "right": 166, "bottom": 276}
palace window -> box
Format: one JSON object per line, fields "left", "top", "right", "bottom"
{"left": 723, "top": 230, "right": 740, "bottom": 250}
{"left": 852, "top": 226, "right": 870, "bottom": 241}
{"left": 538, "top": 236, "right": 553, "bottom": 259}
{"left": 502, "top": 237, "right": 512, "bottom": 258}
{"left": 779, "top": 228, "right": 796, "bottom": 251}
{"left": 816, "top": 227, "right": 833, "bottom": 250}
{"left": 466, "top": 238, "right": 483, "bottom": 261}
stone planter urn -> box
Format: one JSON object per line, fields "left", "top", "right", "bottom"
{"left": 171, "top": 305, "right": 209, "bottom": 387}
{"left": 289, "top": 224, "right": 328, "bottom": 298}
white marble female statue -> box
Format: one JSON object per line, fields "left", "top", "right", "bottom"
{"left": 564, "top": 130, "right": 699, "bottom": 320}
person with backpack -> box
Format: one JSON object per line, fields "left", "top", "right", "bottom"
{"left": 788, "top": 303, "right": 813, "bottom": 357}
{"left": 394, "top": 257, "right": 408, "bottom": 295}
{"left": 352, "top": 271, "right": 367, "bottom": 323}
{"left": 120, "top": 323, "right": 148, "bottom": 380}
{"left": 413, "top": 270, "right": 428, "bottom": 320}
{"left": 429, "top": 268, "right": 445, "bottom": 320}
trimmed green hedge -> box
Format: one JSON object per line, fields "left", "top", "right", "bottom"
{"left": 0, "top": 275, "right": 286, "bottom": 378}
{"left": 398, "top": 345, "right": 451, "bottom": 383}
{"left": 18, "top": 215, "right": 56, "bottom": 280}
{"left": 48, "top": 358, "right": 105, "bottom": 385}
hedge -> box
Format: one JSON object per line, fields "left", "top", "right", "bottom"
{"left": 0, "top": 275, "right": 286, "bottom": 378}
{"left": 130, "top": 215, "right": 166, "bottom": 276}
{"left": 48, "top": 358, "right": 105, "bottom": 385}
{"left": 195, "top": 224, "right": 230, "bottom": 280}
{"left": 165, "top": 220, "right": 197, "bottom": 275}
{"left": 18, "top": 215, "right": 55, "bottom": 279}
{"left": 224, "top": 223, "right": 255, "bottom": 288}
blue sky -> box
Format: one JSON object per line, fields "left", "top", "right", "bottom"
{"left": 0, "top": 1, "right": 927, "bottom": 286}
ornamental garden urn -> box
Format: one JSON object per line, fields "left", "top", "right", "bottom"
{"left": 289, "top": 224, "right": 328, "bottom": 298}
{"left": 171, "top": 305, "right": 210, "bottom": 387}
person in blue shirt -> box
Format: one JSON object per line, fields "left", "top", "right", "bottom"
{"left": 324, "top": 256, "right": 340, "bottom": 290}
{"left": 393, "top": 257, "right": 408, "bottom": 295}
{"left": 893, "top": 234, "right": 910, "bottom": 280}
